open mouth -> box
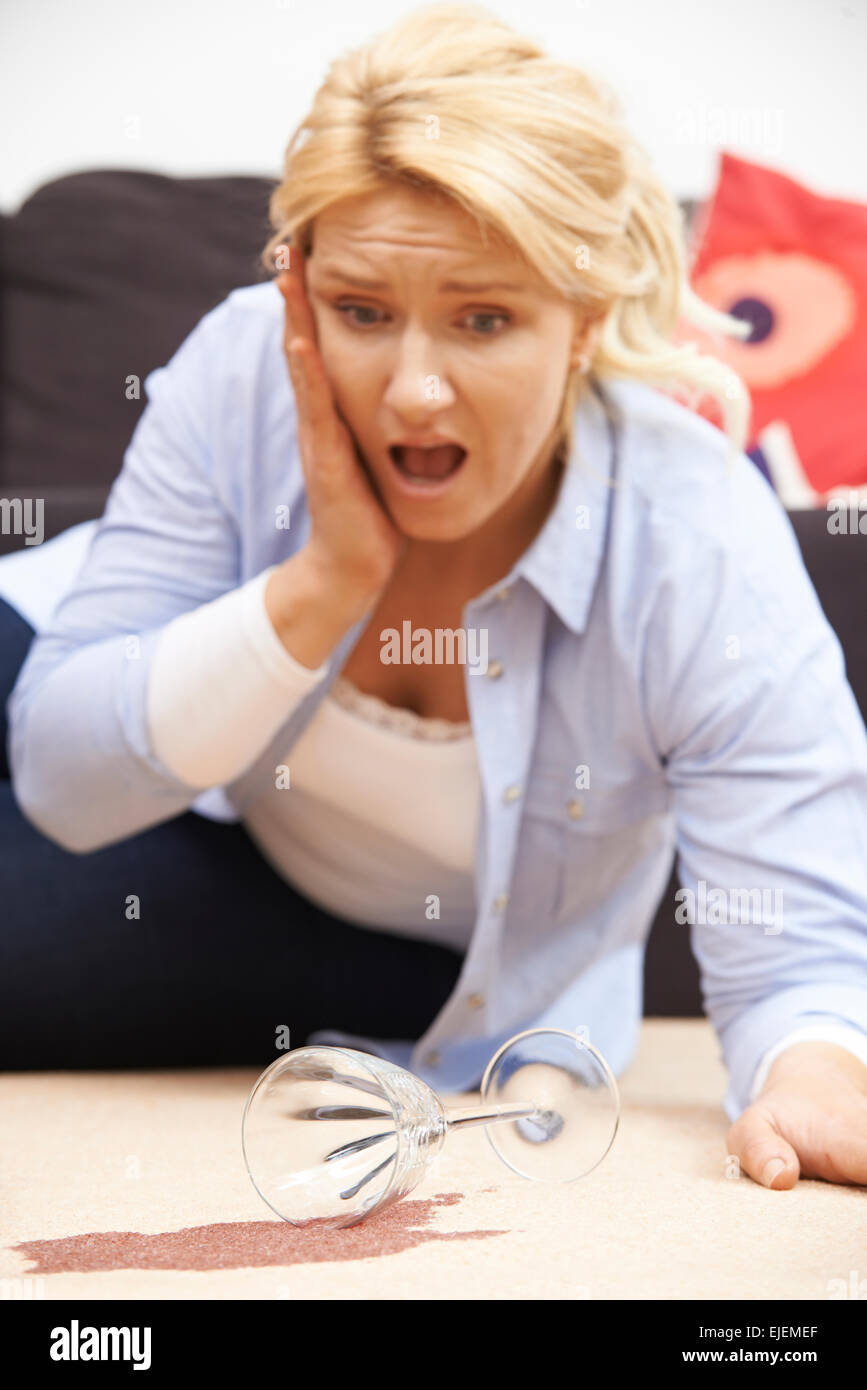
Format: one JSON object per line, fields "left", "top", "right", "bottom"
{"left": 388, "top": 443, "right": 467, "bottom": 483}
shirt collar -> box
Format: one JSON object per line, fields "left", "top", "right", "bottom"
{"left": 476, "top": 377, "right": 620, "bottom": 635}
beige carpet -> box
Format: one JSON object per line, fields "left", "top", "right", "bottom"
{"left": 1, "top": 1019, "right": 862, "bottom": 1300}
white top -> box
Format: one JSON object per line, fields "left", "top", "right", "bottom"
{"left": 145, "top": 565, "right": 481, "bottom": 949}
{"left": 244, "top": 676, "right": 480, "bottom": 949}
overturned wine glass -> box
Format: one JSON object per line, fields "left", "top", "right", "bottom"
{"left": 241, "top": 1028, "right": 621, "bottom": 1229}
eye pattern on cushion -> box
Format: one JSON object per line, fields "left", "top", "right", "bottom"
{"left": 691, "top": 251, "right": 857, "bottom": 390}
{"left": 667, "top": 152, "right": 867, "bottom": 502}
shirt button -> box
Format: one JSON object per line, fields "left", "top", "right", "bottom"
{"left": 503, "top": 783, "right": 522, "bottom": 803}
{"left": 492, "top": 892, "right": 509, "bottom": 911}
{"left": 424, "top": 1050, "right": 441, "bottom": 1067}
{"left": 566, "top": 798, "right": 584, "bottom": 819}
{"left": 467, "top": 993, "right": 485, "bottom": 1009}
{"left": 486, "top": 660, "right": 504, "bottom": 679}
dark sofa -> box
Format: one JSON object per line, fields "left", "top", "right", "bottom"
{"left": 3, "top": 170, "right": 865, "bottom": 1017}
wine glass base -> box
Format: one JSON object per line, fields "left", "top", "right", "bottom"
{"left": 480, "top": 1029, "right": 620, "bottom": 1181}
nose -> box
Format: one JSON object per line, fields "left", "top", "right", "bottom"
{"left": 381, "top": 324, "right": 457, "bottom": 417}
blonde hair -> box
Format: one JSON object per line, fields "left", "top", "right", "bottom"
{"left": 261, "top": 2, "right": 752, "bottom": 465}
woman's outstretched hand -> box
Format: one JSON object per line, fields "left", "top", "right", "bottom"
{"left": 275, "top": 243, "right": 406, "bottom": 600}
{"left": 726, "top": 1041, "right": 867, "bottom": 1189}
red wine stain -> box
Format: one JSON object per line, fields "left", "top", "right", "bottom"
{"left": 13, "top": 1193, "right": 506, "bottom": 1273}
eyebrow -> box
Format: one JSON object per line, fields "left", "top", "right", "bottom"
{"left": 315, "top": 266, "right": 528, "bottom": 295}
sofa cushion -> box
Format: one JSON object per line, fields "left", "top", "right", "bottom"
{"left": 0, "top": 169, "right": 276, "bottom": 552}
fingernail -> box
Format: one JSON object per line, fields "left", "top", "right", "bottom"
{"left": 762, "top": 1157, "right": 786, "bottom": 1187}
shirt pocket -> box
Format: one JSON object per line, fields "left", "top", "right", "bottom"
{"left": 522, "top": 766, "right": 672, "bottom": 931}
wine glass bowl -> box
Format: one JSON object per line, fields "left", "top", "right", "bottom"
{"left": 242, "top": 1028, "right": 621, "bottom": 1229}
{"left": 241, "top": 1046, "right": 448, "bottom": 1229}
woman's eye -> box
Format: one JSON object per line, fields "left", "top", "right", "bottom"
{"left": 462, "top": 312, "right": 510, "bottom": 336}
{"left": 336, "top": 304, "right": 382, "bottom": 328}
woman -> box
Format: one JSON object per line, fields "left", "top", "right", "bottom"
{"left": 4, "top": 4, "right": 867, "bottom": 1192}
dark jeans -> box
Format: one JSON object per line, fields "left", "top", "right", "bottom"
{"left": 0, "top": 596, "right": 465, "bottom": 1069}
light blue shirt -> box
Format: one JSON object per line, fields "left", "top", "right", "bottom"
{"left": 9, "top": 281, "right": 867, "bottom": 1121}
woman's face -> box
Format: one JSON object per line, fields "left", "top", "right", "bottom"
{"left": 304, "top": 183, "right": 593, "bottom": 544}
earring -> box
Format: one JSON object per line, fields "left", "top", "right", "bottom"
{"left": 576, "top": 352, "right": 591, "bottom": 374}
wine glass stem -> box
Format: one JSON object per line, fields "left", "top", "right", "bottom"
{"left": 445, "top": 1100, "right": 540, "bottom": 1133}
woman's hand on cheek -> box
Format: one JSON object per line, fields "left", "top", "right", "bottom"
{"left": 274, "top": 243, "right": 406, "bottom": 598}
{"left": 726, "top": 1042, "right": 867, "bottom": 1191}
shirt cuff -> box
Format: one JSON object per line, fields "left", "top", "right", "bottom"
{"left": 716, "top": 985, "right": 867, "bottom": 1121}
{"left": 749, "top": 1022, "right": 867, "bottom": 1103}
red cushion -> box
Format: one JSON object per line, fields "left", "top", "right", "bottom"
{"left": 672, "top": 152, "right": 867, "bottom": 495}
